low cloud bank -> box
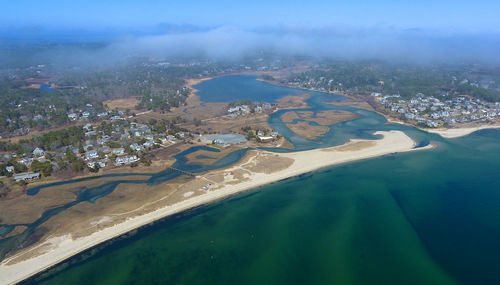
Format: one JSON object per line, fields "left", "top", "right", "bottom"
{"left": 3, "top": 25, "right": 500, "bottom": 67}
{"left": 112, "top": 25, "right": 500, "bottom": 62}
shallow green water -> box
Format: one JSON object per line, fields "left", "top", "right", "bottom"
{"left": 31, "top": 130, "right": 500, "bottom": 285}
{"left": 22, "top": 77, "right": 500, "bottom": 284}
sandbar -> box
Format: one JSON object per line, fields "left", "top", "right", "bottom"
{"left": 425, "top": 125, "right": 500, "bottom": 138}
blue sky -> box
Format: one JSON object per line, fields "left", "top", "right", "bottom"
{"left": 2, "top": 0, "right": 499, "bottom": 31}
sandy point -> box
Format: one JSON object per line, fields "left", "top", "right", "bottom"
{"left": 424, "top": 125, "right": 500, "bottom": 138}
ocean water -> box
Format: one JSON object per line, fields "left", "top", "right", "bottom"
{"left": 30, "top": 130, "right": 500, "bottom": 285}
{"left": 16, "top": 76, "right": 500, "bottom": 284}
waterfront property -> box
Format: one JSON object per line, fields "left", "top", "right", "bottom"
{"left": 257, "top": 136, "right": 274, "bottom": 142}
{"left": 202, "top": 134, "right": 247, "bottom": 147}
{"left": 114, "top": 155, "right": 140, "bottom": 166}
{"left": 14, "top": 172, "right": 40, "bottom": 182}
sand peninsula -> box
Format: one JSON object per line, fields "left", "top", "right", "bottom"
{"left": 424, "top": 125, "right": 500, "bottom": 138}
{"left": 0, "top": 130, "right": 430, "bottom": 284}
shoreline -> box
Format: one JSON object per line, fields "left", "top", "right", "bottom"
{"left": 0, "top": 130, "right": 426, "bottom": 284}
{"left": 422, "top": 125, "right": 500, "bottom": 138}
{"left": 354, "top": 102, "right": 500, "bottom": 139}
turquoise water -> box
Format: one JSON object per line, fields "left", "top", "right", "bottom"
{"left": 12, "top": 76, "right": 500, "bottom": 284}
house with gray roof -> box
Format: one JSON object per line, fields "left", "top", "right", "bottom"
{"left": 14, "top": 172, "right": 40, "bottom": 182}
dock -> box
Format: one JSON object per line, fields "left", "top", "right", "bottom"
{"left": 168, "top": 167, "right": 196, "bottom": 177}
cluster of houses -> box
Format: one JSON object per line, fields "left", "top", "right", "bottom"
{"left": 227, "top": 103, "right": 273, "bottom": 118}
{"left": 4, "top": 99, "right": 121, "bottom": 139}
{"left": 81, "top": 122, "right": 186, "bottom": 168}
{"left": 7, "top": 147, "right": 49, "bottom": 182}
{"left": 255, "top": 130, "right": 280, "bottom": 142}
{"left": 3, "top": 121, "right": 189, "bottom": 181}
{"left": 67, "top": 105, "right": 110, "bottom": 121}
{"left": 114, "top": 155, "right": 140, "bottom": 166}
{"left": 285, "top": 75, "right": 342, "bottom": 93}
{"left": 374, "top": 92, "right": 500, "bottom": 128}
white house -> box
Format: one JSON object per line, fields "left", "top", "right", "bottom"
{"left": 85, "top": 150, "right": 99, "bottom": 160}
{"left": 143, "top": 141, "right": 154, "bottom": 148}
{"left": 33, "top": 148, "right": 45, "bottom": 157}
{"left": 130, "top": 143, "right": 142, "bottom": 152}
{"left": 14, "top": 172, "right": 40, "bottom": 182}
{"left": 115, "top": 155, "right": 140, "bottom": 166}
{"left": 112, "top": 148, "right": 125, "bottom": 156}
{"left": 258, "top": 136, "right": 274, "bottom": 142}
{"left": 68, "top": 113, "right": 78, "bottom": 120}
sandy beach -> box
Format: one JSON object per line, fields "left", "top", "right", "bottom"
{"left": 425, "top": 125, "right": 500, "bottom": 138}
{"left": 185, "top": 77, "right": 213, "bottom": 90}
{"left": 0, "top": 130, "right": 424, "bottom": 284}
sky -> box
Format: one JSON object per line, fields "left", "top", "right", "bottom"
{"left": 2, "top": 0, "right": 500, "bottom": 32}
{"left": 1, "top": 0, "right": 500, "bottom": 65}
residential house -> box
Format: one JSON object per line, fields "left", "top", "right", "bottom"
{"left": 85, "top": 150, "right": 99, "bottom": 160}
{"left": 14, "top": 172, "right": 40, "bottom": 182}
{"left": 143, "top": 141, "right": 154, "bottom": 148}
{"left": 97, "top": 111, "right": 108, "bottom": 118}
{"left": 33, "top": 148, "right": 45, "bottom": 157}
{"left": 258, "top": 136, "right": 274, "bottom": 143}
{"left": 115, "top": 155, "right": 140, "bottom": 166}
{"left": 130, "top": 143, "right": 142, "bottom": 152}
{"left": 68, "top": 113, "right": 78, "bottom": 120}
{"left": 19, "top": 157, "right": 33, "bottom": 167}
{"left": 112, "top": 148, "right": 125, "bottom": 156}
